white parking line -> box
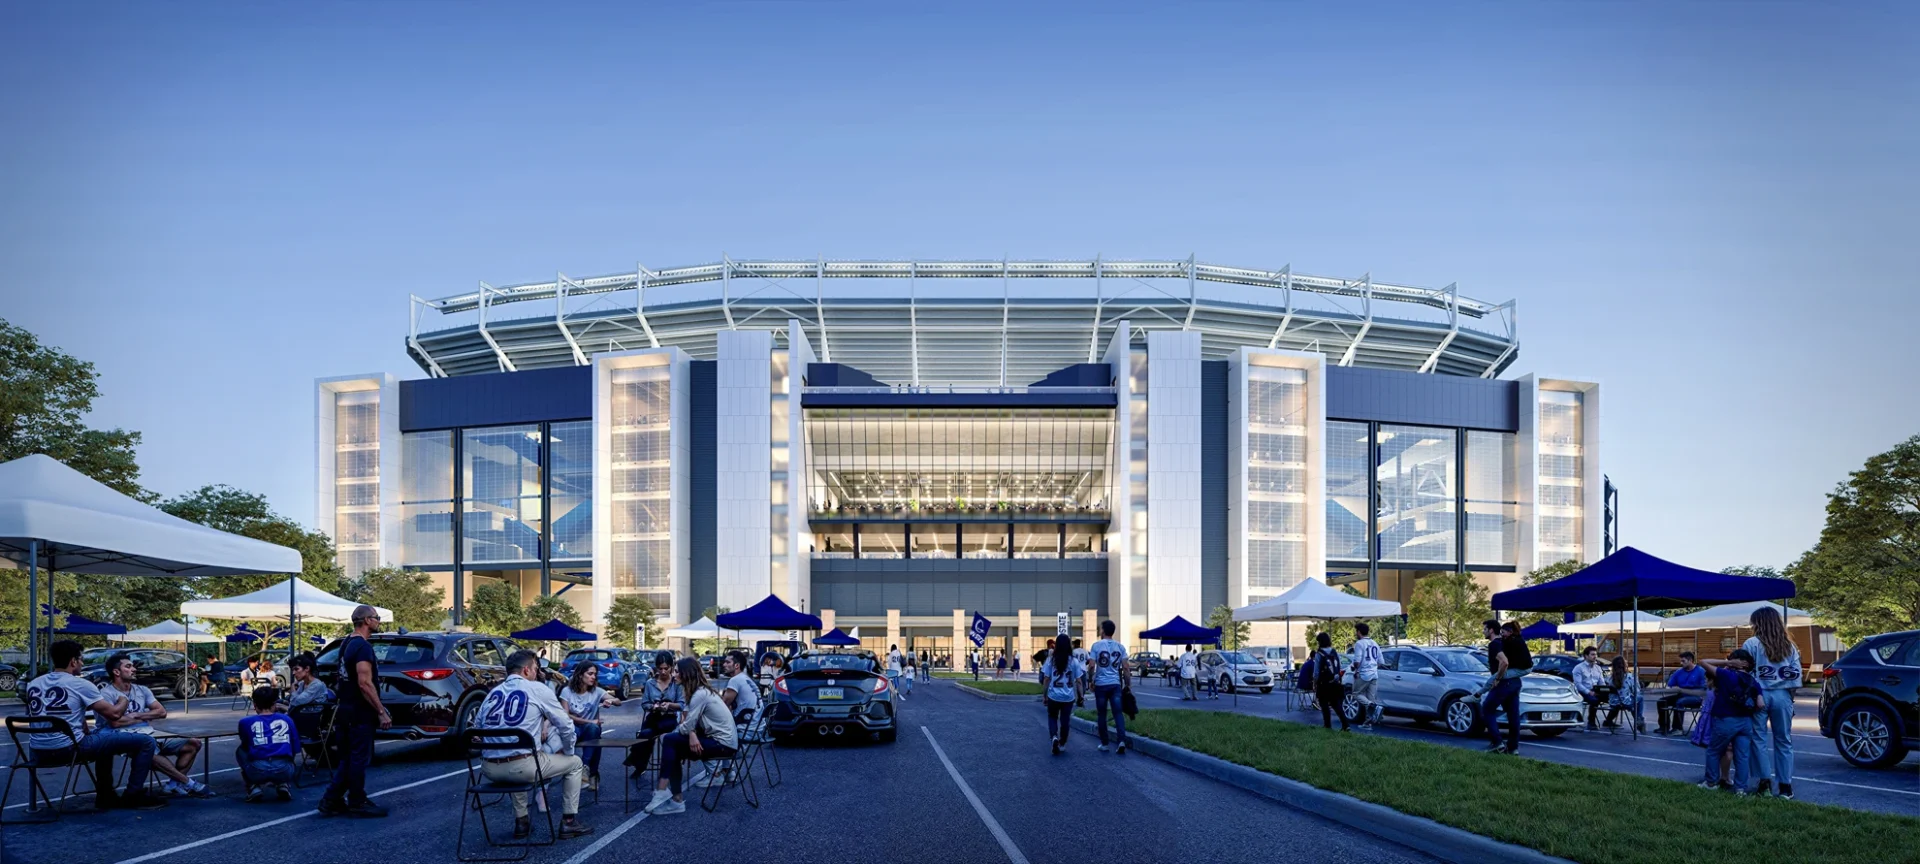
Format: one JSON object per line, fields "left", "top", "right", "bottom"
{"left": 559, "top": 808, "right": 649, "bottom": 864}
{"left": 920, "top": 725, "right": 1030, "bottom": 864}
{"left": 111, "top": 767, "right": 469, "bottom": 864}
{"left": 4, "top": 740, "right": 414, "bottom": 810}
{"left": 1522, "top": 742, "right": 1920, "bottom": 796}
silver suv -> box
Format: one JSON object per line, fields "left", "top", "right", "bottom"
{"left": 1340, "top": 646, "right": 1582, "bottom": 737}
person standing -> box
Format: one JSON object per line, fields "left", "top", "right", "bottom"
{"left": 1010, "top": 653, "right": 1020, "bottom": 679}
{"left": 1042, "top": 636, "right": 1084, "bottom": 755}
{"left": 885, "top": 647, "right": 907, "bottom": 700}
{"left": 1350, "top": 623, "right": 1383, "bottom": 729}
{"left": 1742, "top": 606, "right": 1802, "bottom": 798}
{"left": 1178, "top": 645, "right": 1199, "bottom": 701}
{"left": 477, "top": 651, "right": 594, "bottom": 839}
{"left": 1311, "top": 632, "right": 1348, "bottom": 731}
{"left": 99, "top": 652, "right": 212, "bottom": 797}
{"left": 320, "top": 605, "right": 390, "bottom": 818}
{"left": 1478, "top": 620, "right": 1522, "bottom": 753}
{"left": 23, "top": 640, "right": 167, "bottom": 810}
{"left": 1697, "top": 649, "right": 1764, "bottom": 794}
{"left": 1088, "top": 620, "right": 1131, "bottom": 754}
{"left": 996, "top": 653, "right": 1008, "bottom": 680}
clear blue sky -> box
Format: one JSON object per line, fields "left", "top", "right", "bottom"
{"left": 3, "top": 2, "right": 1914, "bottom": 572}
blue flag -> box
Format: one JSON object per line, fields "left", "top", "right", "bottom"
{"left": 969, "top": 612, "right": 991, "bottom": 647}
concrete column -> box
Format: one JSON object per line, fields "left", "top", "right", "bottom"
{"left": 886, "top": 609, "right": 901, "bottom": 655}
{"left": 953, "top": 609, "right": 966, "bottom": 669}
{"left": 1017, "top": 609, "right": 1032, "bottom": 665}
{"left": 820, "top": 608, "right": 836, "bottom": 634}
{"left": 1083, "top": 609, "right": 1098, "bottom": 648}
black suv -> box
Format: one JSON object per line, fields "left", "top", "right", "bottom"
{"left": 1129, "top": 652, "right": 1170, "bottom": 678}
{"left": 315, "top": 632, "right": 554, "bottom": 743}
{"left": 1818, "top": 629, "right": 1919, "bottom": 769}
{"left": 1528, "top": 654, "right": 1581, "bottom": 682}
{"left": 81, "top": 649, "right": 199, "bottom": 697}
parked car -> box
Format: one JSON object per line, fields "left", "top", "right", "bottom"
{"left": 1339, "top": 646, "right": 1583, "bottom": 737}
{"left": 1527, "top": 653, "right": 1581, "bottom": 682}
{"left": 313, "top": 631, "right": 545, "bottom": 744}
{"left": 1197, "top": 650, "right": 1274, "bottom": 694}
{"left": 556, "top": 648, "right": 644, "bottom": 698}
{"left": 81, "top": 649, "right": 200, "bottom": 698}
{"left": 234, "top": 650, "right": 293, "bottom": 687}
{"left": 1818, "top": 629, "right": 1918, "bottom": 769}
{"left": 699, "top": 654, "right": 726, "bottom": 679}
{"left": 0, "top": 663, "right": 18, "bottom": 692}
{"left": 768, "top": 650, "right": 895, "bottom": 742}
{"left": 1246, "top": 645, "right": 1293, "bottom": 677}
{"left": 1128, "top": 652, "right": 1169, "bottom": 678}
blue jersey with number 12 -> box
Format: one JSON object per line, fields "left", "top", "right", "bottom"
{"left": 239, "top": 713, "right": 297, "bottom": 761}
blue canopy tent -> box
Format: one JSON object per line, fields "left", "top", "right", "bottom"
{"left": 715, "top": 595, "right": 822, "bottom": 632}
{"left": 512, "top": 619, "right": 598, "bottom": 642}
{"left": 1517, "top": 618, "right": 1574, "bottom": 651}
{"left": 813, "top": 628, "right": 861, "bottom": 647}
{"left": 39, "top": 605, "right": 127, "bottom": 636}
{"left": 1137, "top": 616, "right": 1221, "bottom": 646}
{"left": 1494, "top": 547, "right": 1795, "bottom": 738}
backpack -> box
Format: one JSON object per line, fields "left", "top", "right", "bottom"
{"left": 1314, "top": 649, "right": 1341, "bottom": 687}
{"left": 1732, "top": 670, "right": 1766, "bottom": 716}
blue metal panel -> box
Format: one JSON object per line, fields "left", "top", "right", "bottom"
{"left": 1030, "top": 363, "right": 1115, "bottom": 388}
{"left": 1325, "top": 366, "right": 1518, "bottom": 432}
{"left": 1201, "top": 361, "right": 1228, "bottom": 614}
{"left": 399, "top": 366, "right": 591, "bottom": 432}
{"left": 689, "top": 361, "right": 717, "bottom": 616}
{"left": 808, "top": 558, "right": 1108, "bottom": 617}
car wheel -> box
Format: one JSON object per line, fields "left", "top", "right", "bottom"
{"left": 1339, "top": 693, "right": 1363, "bottom": 725}
{"left": 456, "top": 697, "right": 483, "bottom": 735}
{"left": 1836, "top": 702, "right": 1907, "bottom": 769}
{"left": 1220, "top": 675, "right": 1234, "bottom": 694}
{"left": 1442, "top": 696, "right": 1482, "bottom": 736}
{"left": 1531, "top": 728, "right": 1567, "bottom": 739}
{"left": 616, "top": 675, "right": 629, "bottom": 701}
{"left": 0, "top": 672, "right": 17, "bottom": 692}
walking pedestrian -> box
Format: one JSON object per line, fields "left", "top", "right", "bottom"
{"left": 1742, "top": 606, "right": 1801, "bottom": 798}
{"left": 886, "top": 646, "right": 906, "bottom": 701}
{"left": 900, "top": 653, "right": 915, "bottom": 696}
{"left": 1011, "top": 654, "right": 1021, "bottom": 679}
{"left": 996, "top": 653, "right": 1008, "bottom": 680}
{"left": 1478, "top": 619, "right": 1521, "bottom": 753}
{"left": 320, "top": 605, "right": 391, "bottom": 818}
{"left": 1088, "top": 620, "right": 1131, "bottom": 754}
{"left": 1042, "top": 636, "right": 1084, "bottom": 755}
{"left": 1312, "top": 632, "right": 1348, "bottom": 731}
{"left": 1350, "top": 623, "right": 1382, "bottom": 729}
{"left": 1179, "top": 645, "right": 1199, "bottom": 701}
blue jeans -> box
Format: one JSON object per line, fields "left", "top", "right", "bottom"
{"left": 1482, "top": 677, "right": 1522, "bottom": 750}
{"left": 40, "top": 728, "right": 157, "bottom": 799}
{"left": 1749, "top": 688, "right": 1795, "bottom": 785}
{"left": 235, "top": 747, "right": 296, "bottom": 786}
{"left": 1704, "top": 715, "right": 1754, "bottom": 789}
{"left": 1093, "top": 684, "right": 1128, "bottom": 747}
{"left": 575, "top": 722, "right": 603, "bottom": 775}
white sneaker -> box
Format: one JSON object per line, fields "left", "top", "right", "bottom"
{"left": 650, "top": 798, "right": 686, "bottom": 815}
{"left": 643, "top": 789, "right": 672, "bottom": 812}
{"left": 685, "top": 769, "right": 710, "bottom": 788}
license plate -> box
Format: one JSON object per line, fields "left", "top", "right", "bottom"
{"left": 818, "top": 688, "right": 844, "bottom": 700}
{"left": 1541, "top": 712, "right": 1562, "bottom": 722}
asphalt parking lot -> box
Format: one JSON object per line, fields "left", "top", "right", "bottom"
{"left": 2, "top": 682, "right": 1436, "bottom": 864}
{"left": 1115, "top": 675, "right": 1920, "bottom": 817}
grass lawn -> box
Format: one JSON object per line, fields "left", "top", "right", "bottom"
{"left": 935, "top": 671, "right": 1025, "bottom": 680}
{"left": 955, "top": 679, "right": 1043, "bottom": 695}
{"left": 1080, "top": 709, "right": 1920, "bottom": 864}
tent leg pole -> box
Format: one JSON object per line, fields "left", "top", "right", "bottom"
{"left": 182, "top": 618, "right": 190, "bottom": 715}
{"left": 27, "top": 540, "right": 38, "bottom": 682}
{"left": 1630, "top": 597, "right": 1638, "bottom": 740}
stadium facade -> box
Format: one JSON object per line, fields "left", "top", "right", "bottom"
{"left": 316, "top": 258, "right": 1602, "bottom": 656}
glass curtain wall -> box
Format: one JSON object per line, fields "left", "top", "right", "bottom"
{"left": 549, "top": 420, "right": 593, "bottom": 561}
{"left": 334, "top": 391, "right": 380, "bottom": 580}
{"left": 1537, "top": 391, "right": 1585, "bottom": 568}
{"left": 462, "top": 424, "right": 542, "bottom": 564}
{"left": 610, "top": 366, "right": 673, "bottom": 609}
{"left": 912, "top": 524, "right": 958, "bottom": 558}
{"left": 1464, "top": 430, "right": 1518, "bottom": 567}
{"left": 1325, "top": 420, "right": 1371, "bottom": 562}
{"left": 1127, "top": 351, "right": 1149, "bottom": 636}
{"left": 1013, "top": 523, "right": 1059, "bottom": 559}
{"left": 770, "top": 350, "right": 791, "bottom": 599}
{"left": 803, "top": 407, "right": 1113, "bottom": 516}
{"left": 1377, "top": 425, "right": 1457, "bottom": 565}
{"left": 1246, "top": 365, "right": 1308, "bottom": 601}
{"left": 400, "top": 431, "right": 454, "bottom": 566}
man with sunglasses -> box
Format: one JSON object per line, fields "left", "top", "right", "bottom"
{"left": 320, "top": 605, "right": 391, "bottom": 818}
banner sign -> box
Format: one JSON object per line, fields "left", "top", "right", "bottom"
{"left": 1056, "top": 612, "right": 1071, "bottom": 635}
{"left": 969, "top": 612, "right": 991, "bottom": 647}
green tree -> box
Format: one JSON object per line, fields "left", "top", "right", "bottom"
{"left": 464, "top": 580, "right": 525, "bottom": 638}
{"left": 0, "top": 319, "right": 149, "bottom": 499}
{"left": 1204, "top": 604, "right": 1252, "bottom": 650}
{"left": 1405, "top": 572, "right": 1492, "bottom": 646}
{"left": 1790, "top": 435, "right": 1920, "bottom": 643}
{"left": 63, "top": 575, "right": 192, "bottom": 632}
{"left": 693, "top": 605, "right": 734, "bottom": 656}
{"left": 523, "top": 593, "right": 586, "bottom": 653}
{"left": 160, "top": 485, "right": 344, "bottom": 599}
{"left": 1305, "top": 585, "right": 1391, "bottom": 651}
{"left": 605, "top": 595, "right": 663, "bottom": 650}
{"left": 1523, "top": 559, "right": 1584, "bottom": 587}
{"left": 356, "top": 566, "right": 448, "bottom": 632}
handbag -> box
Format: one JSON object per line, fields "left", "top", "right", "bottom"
{"left": 1121, "top": 688, "right": 1138, "bottom": 720}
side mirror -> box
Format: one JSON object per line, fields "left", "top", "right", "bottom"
{"left": 1431, "top": 668, "right": 1446, "bottom": 677}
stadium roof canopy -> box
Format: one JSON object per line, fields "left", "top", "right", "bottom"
{"left": 407, "top": 257, "right": 1519, "bottom": 384}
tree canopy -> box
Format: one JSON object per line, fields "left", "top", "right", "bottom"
{"left": 1791, "top": 435, "right": 1920, "bottom": 643}
{"left": 159, "top": 484, "right": 344, "bottom": 600}
{"left": 464, "top": 580, "right": 525, "bottom": 638}
{"left": 0, "top": 319, "right": 148, "bottom": 499}
{"left": 1204, "top": 604, "right": 1252, "bottom": 649}
{"left": 1406, "top": 572, "right": 1492, "bottom": 646}
{"left": 354, "top": 566, "right": 449, "bottom": 632}
{"left": 605, "top": 595, "right": 663, "bottom": 650}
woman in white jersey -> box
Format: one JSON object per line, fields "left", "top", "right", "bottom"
{"left": 1742, "top": 606, "right": 1802, "bottom": 798}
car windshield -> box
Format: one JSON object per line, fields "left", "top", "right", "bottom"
{"left": 568, "top": 651, "right": 616, "bottom": 661}
{"left": 789, "top": 655, "right": 876, "bottom": 673}
{"left": 1219, "top": 652, "right": 1261, "bottom": 665}
{"left": 368, "top": 638, "right": 435, "bottom": 664}
{"left": 1435, "top": 651, "right": 1492, "bottom": 674}
{"left": 82, "top": 648, "right": 117, "bottom": 664}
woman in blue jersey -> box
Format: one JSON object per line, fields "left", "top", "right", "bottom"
{"left": 1043, "top": 635, "right": 1084, "bottom": 755}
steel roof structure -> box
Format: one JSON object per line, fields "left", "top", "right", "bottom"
{"left": 407, "top": 257, "right": 1518, "bottom": 384}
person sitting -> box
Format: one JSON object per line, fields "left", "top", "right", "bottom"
{"left": 1571, "top": 646, "right": 1607, "bottom": 729}
{"left": 1658, "top": 651, "right": 1708, "bottom": 735}
{"left": 99, "top": 652, "right": 213, "bottom": 798}
{"left": 624, "top": 653, "right": 685, "bottom": 780}
{"left": 277, "top": 652, "right": 334, "bottom": 712}
{"left": 241, "top": 657, "right": 274, "bottom": 696}
{"left": 475, "top": 650, "right": 594, "bottom": 840}
{"left": 22, "top": 640, "right": 167, "bottom": 810}
{"left": 237, "top": 686, "right": 298, "bottom": 801}
{"left": 644, "top": 658, "right": 737, "bottom": 816}
{"left": 560, "top": 663, "right": 621, "bottom": 792}
{"left": 1602, "top": 655, "right": 1643, "bottom": 733}
{"left": 721, "top": 650, "right": 761, "bottom": 717}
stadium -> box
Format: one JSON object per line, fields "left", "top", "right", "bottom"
{"left": 318, "top": 257, "right": 1601, "bottom": 658}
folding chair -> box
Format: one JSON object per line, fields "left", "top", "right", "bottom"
{"left": 738, "top": 708, "right": 782, "bottom": 790}
{"left": 696, "top": 710, "right": 760, "bottom": 813}
{"left": 1, "top": 717, "right": 101, "bottom": 823}
{"left": 291, "top": 702, "right": 338, "bottom": 788}
{"left": 456, "top": 729, "right": 557, "bottom": 863}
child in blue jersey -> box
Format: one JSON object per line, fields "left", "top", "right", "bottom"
{"left": 237, "top": 686, "right": 298, "bottom": 801}
{"left": 1043, "top": 636, "right": 1085, "bottom": 755}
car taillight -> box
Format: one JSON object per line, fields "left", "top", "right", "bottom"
{"left": 1822, "top": 667, "right": 1840, "bottom": 679}
{"left": 404, "top": 668, "right": 454, "bottom": 681}
{"left": 602, "top": 662, "right": 619, "bottom": 669}
{"left": 774, "top": 677, "right": 789, "bottom": 695}
{"left": 872, "top": 676, "right": 889, "bottom": 694}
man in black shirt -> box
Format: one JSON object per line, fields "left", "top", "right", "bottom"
{"left": 320, "top": 604, "right": 391, "bottom": 817}
{"left": 1479, "top": 619, "right": 1522, "bottom": 754}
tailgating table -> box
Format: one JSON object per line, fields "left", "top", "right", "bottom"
{"left": 150, "top": 716, "right": 243, "bottom": 788}
{"left": 594, "top": 735, "right": 655, "bottom": 813}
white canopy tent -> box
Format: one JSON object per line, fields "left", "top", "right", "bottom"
{"left": 180, "top": 578, "right": 391, "bottom": 625}
{"left": 662, "top": 616, "right": 785, "bottom": 644}
{"left": 1559, "top": 610, "right": 1671, "bottom": 635}
{"left": 1657, "top": 601, "right": 1814, "bottom": 631}
{"left": 0, "top": 454, "right": 302, "bottom": 706}
{"left": 1233, "top": 578, "right": 1404, "bottom": 623}
{"left": 107, "top": 620, "right": 223, "bottom": 644}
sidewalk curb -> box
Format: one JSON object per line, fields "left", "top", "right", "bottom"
{"left": 950, "top": 681, "right": 1043, "bottom": 702}
{"left": 1069, "top": 716, "right": 1573, "bottom": 864}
